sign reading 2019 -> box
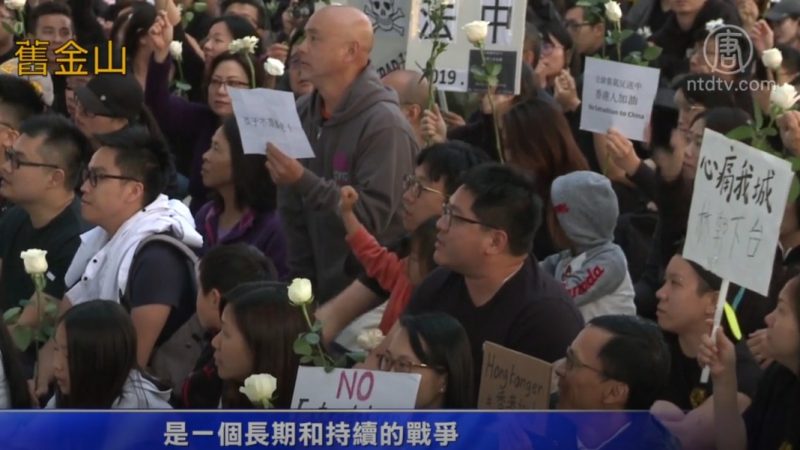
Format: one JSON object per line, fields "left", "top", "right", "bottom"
{"left": 683, "top": 129, "right": 793, "bottom": 296}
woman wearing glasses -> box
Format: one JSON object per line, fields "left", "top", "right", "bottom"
{"left": 378, "top": 312, "right": 474, "bottom": 409}
{"left": 146, "top": 11, "right": 264, "bottom": 212}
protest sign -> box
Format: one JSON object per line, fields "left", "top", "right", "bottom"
{"left": 228, "top": 87, "right": 314, "bottom": 159}
{"left": 291, "top": 367, "right": 421, "bottom": 409}
{"left": 404, "top": 0, "right": 526, "bottom": 94}
{"left": 683, "top": 129, "right": 793, "bottom": 296}
{"left": 477, "top": 342, "right": 552, "bottom": 410}
{"left": 579, "top": 57, "right": 660, "bottom": 141}
{"left": 349, "top": 0, "right": 412, "bottom": 77}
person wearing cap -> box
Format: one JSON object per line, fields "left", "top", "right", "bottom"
{"left": 767, "top": 0, "right": 800, "bottom": 50}
{"left": 650, "top": 251, "right": 762, "bottom": 449}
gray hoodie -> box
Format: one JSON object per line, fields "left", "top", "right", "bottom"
{"left": 46, "top": 370, "right": 172, "bottom": 409}
{"left": 540, "top": 171, "right": 636, "bottom": 321}
{"left": 279, "top": 65, "right": 419, "bottom": 301}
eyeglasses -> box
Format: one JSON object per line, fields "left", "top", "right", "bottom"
{"left": 403, "top": 174, "right": 446, "bottom": 199}
{"left": 81, "top": 167, "right": 141, "bottom": 187}
{"left": 440, "top": 202, "right": 497, "bottom": 230}
{"left": 209, "top": 79, "right": 251, "bottom": 90}
{"left": 564, "top": 21, "right": 592, "bottom": 31}
{"left": 564, "top": 346, "right": 607, "bottom": 377}
{"left": 4, "top": 149, "right": 60, "bottom": 171}
{"left": 377, "top": 353, "right": 443, "bottom": 374}
{"left": 541, "top": 41, "right": 564, "bottom": 56}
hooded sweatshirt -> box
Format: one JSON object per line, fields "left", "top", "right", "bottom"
{"left": 46, "top": 370, "right": 172, "bottom": 409}
{"left": 540, "top": 171, "right": 636, "bottom": 321}
{"left": 279, "top": 65, "right": 419, "bottom": 302}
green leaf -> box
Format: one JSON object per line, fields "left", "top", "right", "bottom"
{"left": 1, "top": 22, "right": 13, "bottom": 35}
{"left": 726, "top": 125, "right": 756, "bottom": 141}
{"left": 643, "top": 45, "right": 663, "bottom": 61}
{"left": 3, "top": 307, "right": 21, "bottom": 323}
{"left": 299, "top": 355, "right": 313, "bottom": 364}
{"left": 193, "top": 2, "right": 207, "bottom": 13}
{"left": 11, "top": 326, "right": 32, "bottom": 352}
{"left": 175, "top": 81, "right": 192, "bottom": 91}
{"left": 605, "top": 35, "right": 614, "bottom": 45}
{"left": 763, "top": 127, "right": 778, "bottom": 137}
{"left": 470, "top": 66, "right": 486, "bottom": 78}
{"left": 13, "top": 21, "right": 22, "bottom": 36}
{"left": 620, "top": 29, "right": 634, "bottom": 41}
{"left": 486, "top": 76, "right": 499, "bottom": 87}
{"left": 293, "top": 337, "right": 312, "bottom": 356}
{"left": 304, "top": 332, "right": 320, "bottom": 345}
{"left": 488, "top": 63, "right": 502, "bottom": 77}
{"left": 19, "top": 299, "right": 30, "bottom": 307}
{"left": 754, "top": 102, "right": 764, "bottom": 129}
{"left": 312, "top": 355, "right": 327, "bottom": 368}
{"left": 44, "top": 301, "right": 57, "bottom": 316}
{"left": 790, "top": 177, "right": 800, "bottom": 202}
{"left": 310, "top": 321, "right": 323, "bottom": 333}
{"left": 788, "top": 156, "right": 800, "bottom": 171}
{"left": 346, "top": 351, "right": 366, "bottom": 363}
{"left": 182, "top": 11, "right": 194, "bottom": 27}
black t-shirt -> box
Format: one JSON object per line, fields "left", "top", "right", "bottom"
{"left": 660, "top": 332, "right": 761, "bottom": 410}
{"left": 405, "top": 257, "right": 584, "bottom": 387}
{"left": 0, "top": 198, "right": 85, "bottom": 311}
{"left": 744, "top": 363, "right": 800, "bottom": 450}
{"left": 126, "top": 241, "right": 196, "bottom": 346}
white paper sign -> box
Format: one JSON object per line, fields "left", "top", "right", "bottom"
{"left": 683, "top": 129, "right": 793, "bottom": 296}
{"left": 228, "top": 87, "right": 314, "bottom": 159}
{"left": 348, "top": 0, "right": 412, "bottom": 77}
{"left": 579, "top": 57, "right": 660, "bottom": 142}
{"left": 291, "top": 366, "right": 421, "bottom": 409}
{"left": 405, "top": 0, "right": 526, "bottom": 94}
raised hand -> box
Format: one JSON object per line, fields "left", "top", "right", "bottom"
{"left": 148, "top": 11, "right": 174, "bottom": 63}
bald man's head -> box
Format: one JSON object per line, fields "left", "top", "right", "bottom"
{"left": 382, "top": 70, "right": 429, "bottom": 107}
{"left": 294, "top": 6, "right": 375, "bottom": 83}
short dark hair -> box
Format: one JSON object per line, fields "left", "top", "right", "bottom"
{"left": 0, "top": 75, "right": 46, "bottom": 127}
{"left": 460, "top": 163, "right": 543, "bottom": 256}
{"left": 221, "top": 0, "right": 267, "bottom": 29}
{"left": 699, "top": 107, "right": 753, "bottom": 136}
{"left": 28, "top": 1, "right": 73, "bottom": 34}
{"left": 523, "top": 21, "right": 542, "bottom": 68}
{"left": 208, "top": 14, "right": 259, "bottom": 46}
{"left": 94, "top": 126, "right": 173, "bottom": 206}
{"left": 416, "top": 141, "right": 491, "bottom": 196}
{"left": 199, "top": 243, "right": 276, "bottom": 298}
{"left": 399, "top": 312, "right": 475, "bottom": 408}
{"left": 211, "top": 115, "right": 276, "bottom": 212}
{"left": 19, "top": 114, "right": 92, "bottom": 190}
{"left": 588, "top": 315, "right": 671, "bottom": 410}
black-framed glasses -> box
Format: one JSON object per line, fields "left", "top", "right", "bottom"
{"left": 81, "top": 167, "right": 141, "bottom": 187}
{"left": 208, "top": 79, "right": 251, "bottom": 90}
{"left": 403, "top": 174, "right": 446, "bottom": 199}
{"left": 4, "top": 148, "right": 60, "bottom": 171}
{"left": 377, "top": 352, "right": 443, "bottom": 374}
{"left": 441, "top": 202, "right": 497, "bottom": 230}
{"left": 564, "top": 346, "right": 607, "bottom": 377}
{"left": 564, "top": 21, "right": 592, "bottom": 30}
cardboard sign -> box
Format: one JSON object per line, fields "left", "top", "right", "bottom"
{"left": 349, "top": 0, "right": 412, "bottom": 78}
{"left": 228, "top": 87, "right": 314, "bottom": 159}
{"left": 683, "top": 129, "right": 793, "bottom": 296}
{"left": 477, "top": 342, "right": 552, "bottom": 410}
{"left": 291, "top": 367, "right": 421, "bottom": 409}
{"left": 404, "top": 0, "right": 526, "bottom": 94}
{"left": 579, "top": 57, "right": 660, "bottom": 141}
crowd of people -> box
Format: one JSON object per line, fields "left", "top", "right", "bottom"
{"left": 0, "top": 0, "right": 798, "bottom": 448}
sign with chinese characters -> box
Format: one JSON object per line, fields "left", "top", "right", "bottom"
{"left": 579, "top": 57, "right": 660, "bottom": 141}
{"left": 228, "top": 87, "right": 314, "bottom": 159}
{"left": 683, "top": 129, "right": 793, "bottom": 296}
{"left": 404, "top": 0, "right": 526, "bottom": 94}
{"left": 347, "top": 0, "right": 412, "bottom": 78}
{"left": 291, "top": 367, "right": 421, "bottom": 409}
{"left": 477, "top": 342, "right": 552, "bottom": 410}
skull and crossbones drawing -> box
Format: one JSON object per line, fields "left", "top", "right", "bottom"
{"left": 364, "top": 0, "right": 406, "bottom": 35}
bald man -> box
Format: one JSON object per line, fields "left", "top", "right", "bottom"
{"left": 265, "top": 6, "right": 419, "bottom": 302}
{"left": 381, "top": 70, "right": 429, "bottom": 145}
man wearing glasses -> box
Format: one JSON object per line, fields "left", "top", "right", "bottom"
{"left": 404, "top": 163, "right": 584, "bottom": 388}
{"left": 0, "top": 115, "right": 89, "bottom": 339}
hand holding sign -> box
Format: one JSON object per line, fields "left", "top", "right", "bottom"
{"left": 697, "top": 327, "right": 737, "bottom": 381}
{"left": 265, "top": 143, "right": 305, "bottom": 186}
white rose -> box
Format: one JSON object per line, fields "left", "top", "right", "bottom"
{"left": 239, "top": 35, "right": 259, "bottom": 54}
{"left": 462, "top": 21, "right": 489, "bottom": 45}
{"left": 264, "top": 57, "right": 285, "bottom": 77}
{"left": 239, "top": 374, "right": 277, "bottom": 407}
{"left": 604, "top": 1, "right": 622, "bottom": 23}
{"left": 5, "top": 0, "right": 25, "bottom": 12}
{"left": 356, "top": 328, "right": 385, "bottom": 351}
{"left": 762, "top": 48, "right": 783, "bottom": 70}
{"left": 705, "top": 19, "right": 724, "bottom": 32}
{"left": 288, "top": 278, "right": 314, "bottom": 306}
{"left": 20, "top": 249, "right": 48, "bottom": 275}
{"left": 169, "top": 41, "right": 183, "bottom": 62}
{"left": 771, "top": 83, "right": 800, "bottom": 110}
{"left": 637, "top": 26, "right": 652, "bottom": 39}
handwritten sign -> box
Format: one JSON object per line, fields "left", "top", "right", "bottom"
{"left": 404, "top": 0, "right": 526, "bottom": 94}
{"left": 291, "top": 367, "right": 421, "bottom": 409}
{"left": 477, "top": 342, "right": 552, "bottom": 410}
{"left": 228, "top": 87, "right": 314, "bottom": 159}
{"left": 683, "top": 129, "right": 793, "bottom": 296}
{"left": 579, "top": 57, "right": 660, "bottom": 141}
